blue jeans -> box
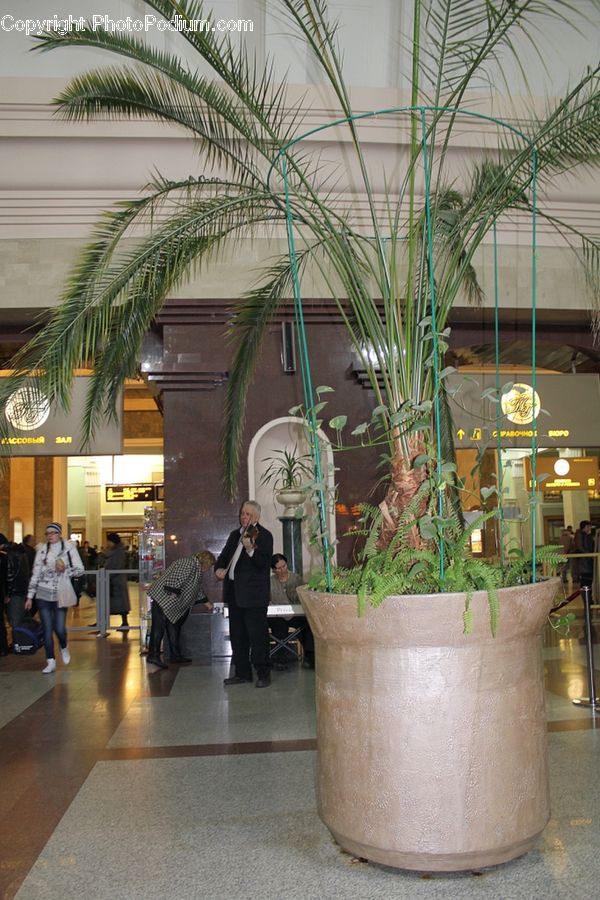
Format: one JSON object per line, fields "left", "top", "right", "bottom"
{"left": 37, "top": 598, "right": 67, "bottom": 661}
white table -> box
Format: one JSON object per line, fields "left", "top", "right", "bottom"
{"left": 213, "top": 602, "right": 306, "bottom": 659}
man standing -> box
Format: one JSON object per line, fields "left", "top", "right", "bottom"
{"left": 215, "top": 501, "right": 273, "bottom": 688}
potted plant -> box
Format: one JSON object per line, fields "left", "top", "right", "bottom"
{"left": 297, "top": 488, "right": 563, "bottom": 870}
{"left": 259, "top": 446, "right": 313, "bottom": 513}
{"left": 1, "top": 0, "right": 596, "bottom": 874}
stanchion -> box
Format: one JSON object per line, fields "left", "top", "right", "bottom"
{"left": 572, "top": 586, "right": 600, "bottom": 711}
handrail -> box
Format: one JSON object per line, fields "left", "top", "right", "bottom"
{"left": 572, "top": 586, "right": 600, "bottom": 711}
{"left": 550, "top": 587, "right": 582, "bottom": 615}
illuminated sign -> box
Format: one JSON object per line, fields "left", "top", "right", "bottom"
{"left": 5, "top": 385, "right": 50, "bottom": 431}
{"left": 106, "top": 484, "right": 164, "bottom": 503}
{"left": 448, "top": 373, "right": 600, "bottom": 449}
{"left": 500, "top": 384, "right": 540, "bottom": 425}
{"left": 524, "top": 457, "right": 598, "bottom": 492}
{"left": 1, "top": 377, "right": 122, "bottom": 456}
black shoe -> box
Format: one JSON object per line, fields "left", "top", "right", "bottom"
{"left": 255, "top": 675, "right": 272, "bottom": 688}
{"left": 147, "top": 655, "right": 168, "bottom": 669}
{"left": 302, "top": 658, "right": 315, "bottom": 670}
{"left": 170, "top": 655, "right": 192, "bottom": 664}
{"left": 224, "top": 675, "right": 252, "bottom": 685}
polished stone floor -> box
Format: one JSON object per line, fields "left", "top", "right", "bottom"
{"left": 1, "top": 596, "right": 599, "bottom": 900}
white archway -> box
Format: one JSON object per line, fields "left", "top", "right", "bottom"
{"left": 248, "top": 416, "right": 336, "bottom": 577}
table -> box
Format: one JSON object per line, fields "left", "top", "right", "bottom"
{"left": 214, "top": 602, "right": 307, "bottom": 660}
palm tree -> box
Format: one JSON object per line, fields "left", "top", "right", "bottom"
{"left": 2, "top": 0, "right": 600, "bottom": 554}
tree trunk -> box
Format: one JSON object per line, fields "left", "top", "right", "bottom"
{"left": 377, "top": 438, "right": 428, "bottom": 550}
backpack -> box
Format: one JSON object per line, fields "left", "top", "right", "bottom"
{"left": 12, "top": 617, "right": 44, "bottom": 654}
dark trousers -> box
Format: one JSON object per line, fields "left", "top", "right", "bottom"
{"left": 0, "top": 603, "right": 8, "bottom": 654}
{"left": 269, "top": 616, "right": 314, "bottom": 662}
{"left": 228, "top": 595, "right": 270, "bottom": 680}
{"left": 37, "top": 598, "right": 67, "bottom": 661}
{"left": 7, "top": 593, "right": 26, "bottom": 630}
{"left": 149, "top": 601, "right": 190, "bottom": 659}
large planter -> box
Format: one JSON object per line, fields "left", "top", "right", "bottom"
{"left": 299, "top": 578, "right": 559, "bottom": 872}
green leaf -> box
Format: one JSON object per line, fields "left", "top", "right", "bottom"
{"left": 328, "top": 415, "right": 347, "bottom": 431}
{"left": 418, "top": 515, "right": 437, "bottom": 540}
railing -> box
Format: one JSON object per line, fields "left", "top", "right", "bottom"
{"left": 550, "top": 585, "right": 599, "bottom": 712}
{"left": 67, "top": 569, "right": 139, "bottom": 638}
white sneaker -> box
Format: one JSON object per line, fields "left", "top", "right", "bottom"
{"left": 42, "top": 659, "right": 56, "bottom": 674}
{"left": 61, "top": 646, "right": 71, "bottom": 665}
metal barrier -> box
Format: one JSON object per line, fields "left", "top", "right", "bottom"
{"left": 572, "top": 586, "right": 600, "bottom": 711}
{"left": 67, "top": 569, "right": 139, "bottom": 639}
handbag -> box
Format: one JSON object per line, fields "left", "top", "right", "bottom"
{"left": 57, "top": 572, "right": 78, "bottom": 608}
{"left": 67, "top": 551, "right": 84, "bottom": 598}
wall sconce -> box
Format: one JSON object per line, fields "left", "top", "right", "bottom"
{"left": 554, "top": 458, "right": 570, "bottom": 477}
{"left": 281, "top": 321, "right": 296, "bottom": 373}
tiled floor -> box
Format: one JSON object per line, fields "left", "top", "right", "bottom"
{"left": 1, "top": 596, "right": 599, "bottom": 900}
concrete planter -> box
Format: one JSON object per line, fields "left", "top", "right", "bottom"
{"left": 275, "top": 487, "right": 307, "bottom": 516}
{"left": 299, "top": 578, "right": 559, "bottom": 872}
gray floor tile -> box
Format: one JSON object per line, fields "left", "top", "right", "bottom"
{"left": 16, "top": 733, "right": 600, "bottom": 900}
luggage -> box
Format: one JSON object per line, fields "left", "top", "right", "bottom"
{"left": 12, "top": 617, "right": 44, "bottom": 654}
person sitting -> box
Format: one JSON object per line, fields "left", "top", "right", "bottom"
{"left": 269, "top": 554, "right": 314, "bottom": 670}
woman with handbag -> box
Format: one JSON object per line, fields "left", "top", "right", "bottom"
{"left": 25, "top": 523, "right": 84, "bottom": 673}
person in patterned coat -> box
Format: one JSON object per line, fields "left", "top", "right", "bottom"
{"left": 146, "top": 550, "right": 215, "bottom": 669}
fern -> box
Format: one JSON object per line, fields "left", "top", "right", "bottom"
{"left": 312, "top": 515, "right": 564, "bottom": 636}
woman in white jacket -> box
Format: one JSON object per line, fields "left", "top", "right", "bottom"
{"left": 25, "top": 522, "right": 84, "bottom": 673}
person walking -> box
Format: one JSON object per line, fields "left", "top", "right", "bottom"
{"left": 25, "top": 523, "right": 84, "bottom": 673}
{"left": 215, "top": 501, "right": 273, "bottom": 688}
{"left": 573, "top": 520, "right": 594, "bottom": 591}
{"left": 1, "top": 539, "right": 30, "bottom": 632}
{"left": 104, "top": 533, "right": 130, "bottom": 631}
{"left": 146, "top": 550, "right": 215, "bottom": 669}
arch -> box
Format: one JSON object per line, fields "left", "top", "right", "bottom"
{"left": 248, "top": 416, "right": 337, "bottom": 577}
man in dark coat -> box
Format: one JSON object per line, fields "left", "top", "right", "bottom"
{"left": 215, "top": 500, "right": 273, "bottom": 688}
{"left": 105, "top": 532, "right": 130, "bottom": 630}
{"left": 0, "top": 534, "right": 10, "bottom": 655}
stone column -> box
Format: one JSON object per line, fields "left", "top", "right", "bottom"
{"left": 9, "top": 457, "right": 35, "bottom": 538}
{"left": 52, "top": 457, "right": 68, "bottom": 534}
{"left": 278, "top": 515, "right": 304, "bottom": 576}
{"left": 563, "top": 490, "right": 590, "bottom": 530}
{"left": 84, "top": 464, "right": 102, "bottom": 547}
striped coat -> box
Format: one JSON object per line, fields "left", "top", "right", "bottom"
{"left": 148, "top": 555, "right": 206, "bottom": 623}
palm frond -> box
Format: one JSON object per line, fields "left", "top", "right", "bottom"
{"left": 3, "top": 188, "right": 280, "bottom": 448}
{"left": 222, "top": 251, "right": 313, "bottom": 497}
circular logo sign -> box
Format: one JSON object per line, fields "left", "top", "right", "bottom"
{"left": 500, "top": 383, "right": 540, "bottom": 425}
{"left": 4, "top": 386, "right": 51, "bottom": 431}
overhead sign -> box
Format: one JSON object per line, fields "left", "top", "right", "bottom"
{"left": 523, "top": 457, "right": 598, "bottom": 493}
{"left": 448, "top": 373, "right": 600, "bottom": 449}
{"left": 1, "top": 377, "right": 122, "bottom": 456}
{"left": 106, "top": 484, "right": 164, "bottom": 503}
